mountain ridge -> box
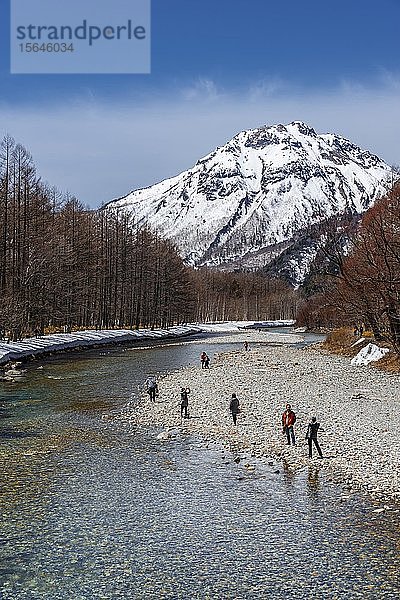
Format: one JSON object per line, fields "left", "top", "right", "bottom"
{"left": 104, "top": 121, "right": 394, "bottom": 281}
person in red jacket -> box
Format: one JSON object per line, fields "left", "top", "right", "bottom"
{"left": 282, "top": 403, "right": 296, "bottom": 445}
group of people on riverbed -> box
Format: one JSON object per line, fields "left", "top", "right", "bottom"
{"left": 282, "top": 403, "right": 323, "bottom": 458}
{"left": 144, "top": 348, "right": 324, "bottom": 459}
{"left": 228, "top": 398, "right": 323, "bottom": 458}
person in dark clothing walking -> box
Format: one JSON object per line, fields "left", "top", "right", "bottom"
{"left": 229, "top": 393, "right": 240, "bottom": 425}
{"left": 180, "top": 387, "right": 190, "bottom": 418}
{"left": 204, "top": 354, "right": 210, "bottom": 369}
{"left": 145, "top": 376, "right": 158, "bottom": 402}
{"left": 282, "top": 403, "right": 296, "bottom": 445}
{"left": 306, "top": 417, "right": 323, "bottom": 458}
{"left": 200, "top": 351, "right": 207, "bottom": 369}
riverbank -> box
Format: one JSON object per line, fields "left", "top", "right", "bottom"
{"left": 0, "top": 325, "right": 203, "bottom": 369}
{"left": 0, "top": 321, "right": 296, "bottom": 370}
{"left": 124, "top": 333, "right": 400, "bottom": 502}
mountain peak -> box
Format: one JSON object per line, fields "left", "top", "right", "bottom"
{"left": 105, "top": 122, "right": 394, "bottom": 280}
{"left": 287, "top": 121, "right": 317, "bottom": 136}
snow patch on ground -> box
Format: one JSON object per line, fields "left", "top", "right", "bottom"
{"left": 351, "top": 343, "right": 390, "bottom": 366}
{"left": 351, "top": 337, "right": 366, "bottom": 347}
{"left": 195, "top": 320, "right": 295, "bottom": 332}
{"left": 0, "top": 326, "right": 200, "bottom": 366}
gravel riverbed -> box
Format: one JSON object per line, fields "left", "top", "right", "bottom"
{"left": 122, "top": 333, "right": 400, "bottom": 502}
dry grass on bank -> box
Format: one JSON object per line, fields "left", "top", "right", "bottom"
{"left": 322, "top": 327, "right": 361, "bottom": 356}
{"left": 323, "top": 327, "right": 400, "bottom": 374}
{"left": 373, "top": 352, "right": 400, "bottom": 374}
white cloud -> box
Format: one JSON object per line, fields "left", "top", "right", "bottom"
{"left": 181, "top": 77, "right": 222, "bottom": 101}
{"left": 247, "top": 78, "right": 287, "bottom": 101}
{"left": 0, "top": 78, "right": 399, "bottom": 208}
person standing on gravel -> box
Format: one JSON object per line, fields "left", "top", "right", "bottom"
{"left": 230, "top": 393, "right": 240, "bottom": 425}
{"left": 282, "top": 403, "right": 296, "bottom": 445}
{"left": 306, "top": 417, "right": 323, "bottom": 458}
{"left": 200, "top": 351, "right": 207, "bottom": 369}
{"left": 180, "top": 387, "right": 190, "bottom": 419}
{"left": 145, "top": 376, "right": 158, "bottom": 402}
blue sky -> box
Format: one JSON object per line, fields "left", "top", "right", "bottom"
{"left": 1, "top": 0, "right": 399, "bottom": 207}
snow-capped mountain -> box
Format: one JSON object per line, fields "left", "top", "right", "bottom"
{"left": 104, "top": 121, "right": 394, "bottom": 278}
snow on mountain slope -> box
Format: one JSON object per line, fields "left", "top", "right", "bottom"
{"left": 104, "top": 121, "right": 393, "bottom": 270}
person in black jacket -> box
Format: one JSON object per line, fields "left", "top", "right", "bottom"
{"left": 180, "top": 387, "right": 190, "bottom": 418}
{"left": 145, "top": 376, "right": 158, "bottom": 402}
{"left": 229, "top": 393, "right": 240, "bottom": 425}
{"left": 306, "top": 417, "right": 323, "bottom": 458}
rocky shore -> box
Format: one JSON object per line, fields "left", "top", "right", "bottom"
{"left": 123, "top": 333, "right": 400, "bottom": 502}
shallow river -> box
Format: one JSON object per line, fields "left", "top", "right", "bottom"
{"left": 1, "top": 331, "right": 399, "bottom": 599}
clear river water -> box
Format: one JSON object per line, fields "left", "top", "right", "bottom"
{"left": 1, "top": 331, "right": 399, "bottom": 599}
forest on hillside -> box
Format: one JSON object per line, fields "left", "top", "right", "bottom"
{"left": 0, "top": 136, "right": 297, "bottom": 340}
{"left": 298, "top": 182, "right": 400, "bottom": 353}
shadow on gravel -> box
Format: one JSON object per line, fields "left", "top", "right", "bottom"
{"left": 0, "top": 429, "right": 40, "bottom": 439}
{"left": 0, "top": 411, "right": 12, "bottom": 419}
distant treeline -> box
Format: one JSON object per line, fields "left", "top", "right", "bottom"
{"left": 298, "top": 181, "right": 400, "bottom": 353}
{"left": 193, "top": 269, "right": 298, "bottom": 323}
{"left": 0, "top": 136, "right": 297, "bottom": 339}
